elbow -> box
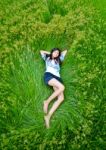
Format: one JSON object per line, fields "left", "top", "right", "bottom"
{"left": 40, "top": 50, "right": 43, "bottom": 54}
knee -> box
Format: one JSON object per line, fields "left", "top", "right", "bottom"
{"left": 57, "top": 85, "right": 65, "bottom": 93}
{"left": 60, "top": 95, "right": 64, "bottom": 102}
{"left": 60, "top": 85, "right": 65, "bottom": 92}
{"left": 61, "top": 96, "right": 64, "bottom": 102}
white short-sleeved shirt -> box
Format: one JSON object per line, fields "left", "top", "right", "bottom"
{"left": 41, "top": 53, "right": 65, "bottom": 77}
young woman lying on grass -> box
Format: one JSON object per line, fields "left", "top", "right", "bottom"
{"left": 40, "top": 48, "right": 67, "bottom": 128}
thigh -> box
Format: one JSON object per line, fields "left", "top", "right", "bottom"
{"left": 48, "top": 78, "right": 64, "bottom": 89}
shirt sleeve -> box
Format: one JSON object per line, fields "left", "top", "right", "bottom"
{"left": 59, "top": 53, "right": 65, "bottom": 62}
{"left": 41, "top": 53, "right": 46, "bottom": 61}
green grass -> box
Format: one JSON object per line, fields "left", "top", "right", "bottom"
{"left": 0, "top": 0, "right": 106, "bottom": 149}
{"left": 91, "top": 0, "right": 106, "bottom": 19}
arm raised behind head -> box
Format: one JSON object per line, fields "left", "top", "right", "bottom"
{"left": 40, "top": 50, "right": 50, "bottom": 55}
{"left": 59, "top": 50, "right": 68, "bottom": 62}
{"left": 40, "top": 50, "right": 50, "bottom": 61}
{"left": 61, "top": 50, "right": 68, "bottom": 57}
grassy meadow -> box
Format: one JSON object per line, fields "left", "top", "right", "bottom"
{"left": 0, "top": 0, "right": 106, "bottom": 149}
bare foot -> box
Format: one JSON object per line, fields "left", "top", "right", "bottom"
{"left": 43, "top": 101, "right": 48, "bottom": 114}
{"left": 44, "top": 115, "right": 50, "bottom": 128}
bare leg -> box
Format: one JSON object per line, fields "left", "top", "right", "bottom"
{"left": 44, "top": 86, "right": 64, "bottom": 128}
{"left": 43, "top": 78, "right": 65, "bottom": 114}
{"left": 46, "top": 86, "right": 64, "bottom": 103}
{"left": 43, "top": 89, "right": 63, "bottom": 113}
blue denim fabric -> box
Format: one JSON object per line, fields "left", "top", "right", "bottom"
{"left": 44, "top": 72, "right": 64, "bottom": 85}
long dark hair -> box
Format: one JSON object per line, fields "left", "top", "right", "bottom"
{"left": 45, "top": 48, "right": 62, "bottom": 65}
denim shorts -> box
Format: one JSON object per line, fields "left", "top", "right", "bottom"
{"left": 44, "top": 72, "right": 64, "bottom": 85}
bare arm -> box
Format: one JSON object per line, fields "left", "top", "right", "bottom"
{"left": 61, "top": 50, "right": 68, "bottom": 56}
{"left": 40, "top": 50, "right": 50, "bottom": 55}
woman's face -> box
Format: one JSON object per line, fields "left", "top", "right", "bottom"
{"left": 52, "top": 50, "right": 59, "bottom": 58}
